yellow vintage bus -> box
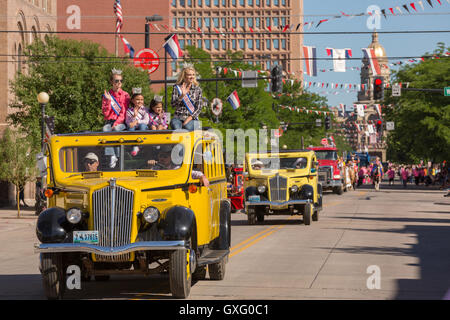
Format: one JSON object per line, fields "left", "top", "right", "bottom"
{"left": 244, "top": 149, "right": 323, "bottom": 225}
{"left": 35, "top": 129, "right": 230, "bottom": 299}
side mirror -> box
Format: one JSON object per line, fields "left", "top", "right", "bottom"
{"left": 310, "top": 168, "right": 317, "bottom": 174}
{"left": 36, "top": 152, "right": 47, "bottom": 177}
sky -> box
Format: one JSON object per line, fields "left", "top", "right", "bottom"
{"left": 302, "top": 0, "right": 450, "bottom": 108}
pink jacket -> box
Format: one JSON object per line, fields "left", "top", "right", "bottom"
{"left": 102, "top": 89, "right": 130, "bottom": 127}
{"left": 401, "top": 169, "right": 409, "bottom": 180}
{"left": 388, "top": 169, "right": 395, "bottom": 179}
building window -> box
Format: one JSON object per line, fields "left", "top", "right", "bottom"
{"left": 172, "top": 0, "right": 176, "bottom": 7}
{"left": 205, "top": 17, "right": 211, "bottom": 28}
{"left": 273, "top": 39, "right": 279, "bottom": 49}
{"left": 265, "top": 18, "right": 270, "bottom": 27}
{"left": 266, "top": 0, "right": 270, "bottom": 5}
{"left": 274, "top": 0, "right": 279, "bottom": 6}
{"left": 232, "top": 39, "right": 236, "bottom": 50}
{"left": 232, "top": 0, "right": 237, "bottom": 7}
{"left": 221, "top": 17, "right": 226, "bottom": 28}
{"left": 197, "top": 18, "right": 202, "bottom": 27}
{"left": 247, "top": 39, "right": 253, "bottom": 49}
{"left": 281, "top": 39, "right": 286, "bottom": 49}
{"left": 247, "top": 18, "right": 253, "bottom": 28}
{"left": 188, "top": 0, "right": 192, "bottom": 6}
{"left": 179, "top": 40, "right": 185, "bottom": 49}
{"left": 248, "top": 0, "right": 253, "bottom": 5}
{"left": 187, "top": 18, "right": 192, "bottom": 27}
{"left": 273, "top": 17, "right": 279, "bottom": 27}
{"left": 213, "top": 39, "right": 219, "bottom": 50}
{"left": 180, "top": 0, "right": 186, "bottom": 6}
{"left": 222, "top": 39, "right": 226, "bottom": 49}
{"left": 255, "top": 17, "right": 260, "bottom": 28}
{"left": 256, "top": 0, "right": 260, "bottom": 6}
{"left": 172, "top": 18, "right": 177, "bottom": 28}
{"left": 266, "top": 39, "right": 271, "bottom": 49}
{"left": 198, "top": 0, "right": 202, "bottom": 6}
{"left": 239, "top": 17, "right": 244, "bottom": 28}
{"left": 213, "top": 18, "right": 219, "bottom": 28}
{"left": 255, "top": 39, "right": 260, "bottom": 49}
{"left": 281, "top": 17, "right": 286, "bottom": 26}
{"left": 232, "top": 18, "right": 236, "bottom": 28}
{"left": 281, "top": 0, "right": 286, "bottom": 5}
{"left": 197, "top": 39, "right": 202, "bottom": 48}
{"left": 205, "top": 39, "right": 211, "bottom": 50}
{"left": 239, "top": 0, "right": 245, "bottom": 5}
{"left": 214, "top": 0, "right": 219, "bottom": 6}
{"left": 178, "top": 18, "right": 185, "bottom": 28}
{"left": 205, "top": 0, "right": 211, "bottom": 6}
{"left": 239, "top": 39, "right": 245, "bottom": 49}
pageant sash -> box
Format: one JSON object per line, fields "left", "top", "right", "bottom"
{"left": 175, "top": 85, "right": 196, "bottom": 116}
{"left": 102, "top": 92, "right": 122, "bottom": 117}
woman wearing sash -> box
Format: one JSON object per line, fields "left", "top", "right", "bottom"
{"left": 170, "top": 66, "right": 203, "bottom": 131}
{"left": 102, "top": 69, "right": 130, "bottom": 168}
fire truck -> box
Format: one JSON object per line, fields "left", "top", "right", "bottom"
{"left": 307, "top": 145, "right": 344, "bottom": 195}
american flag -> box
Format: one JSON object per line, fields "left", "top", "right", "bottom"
{"left": 114, "top": 0, "right": 135, "bottom": 58}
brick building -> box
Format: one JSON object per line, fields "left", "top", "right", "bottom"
{"left": 57, "top": 0, "right": 304, "bottom": 90}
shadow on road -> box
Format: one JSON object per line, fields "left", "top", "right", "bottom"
{"left": 328, "top": 215, "right": 450, "bottom": 299}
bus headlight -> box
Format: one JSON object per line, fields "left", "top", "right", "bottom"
{"left": 143, "top": 207, "right": 160, "bottom": 223}
{"left": 257, "top": 185, "right": 266, "bottom": 194}
{"left": 291, "top": 185, "right": 299, "bottom": 193}
{"left": 66, "top": 208, "right": 82, "bottom": 224}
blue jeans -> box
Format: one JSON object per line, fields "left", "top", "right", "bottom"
{"left": 103, "top": 122, "right": 126, "bottom": 157}
{"left": 170, "top": 118, "right": 201, "bottom": 131}
{"left": 128, "top": 123, "right": 148, "bottom": 131}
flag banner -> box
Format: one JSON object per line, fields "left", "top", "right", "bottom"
{"left": 328, "top": 48, "right": 352, "bottom": 72}
{"left": 163, "top": 34, "right": 184, "bottom": 60}
{"left": 227, "top": 90, "right": 241, "bottom": 110}
{"left": 114, "top": 0, "right": 135, "bottom": 58}
{"left": 175, "top": 85, "right": 195, "bottom": 115}
{"left": 356, "top": 104, "right": 365, "bottom": 117}
{"left": 303, "top": 46, "right": 317, "bottom": 76}
{"left": 362, "top": 48, "right": 381, "bottom": 76}
{"left": 374, "top": 104, "right": 383, "bottom": 118}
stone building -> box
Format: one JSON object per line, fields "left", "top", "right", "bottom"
{"left": 0, "top": 0, "right": 57, "bottom": 205}
{"left": 346, "top": 31, "right": 390, "bottom": 162}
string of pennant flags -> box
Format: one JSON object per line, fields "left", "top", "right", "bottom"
{"left": 150, "top": 0, "right": 450, "bottom": 33}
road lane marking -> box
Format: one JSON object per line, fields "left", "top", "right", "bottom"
{"left": 230, "top": 200, "right": 344, "bottom": 258}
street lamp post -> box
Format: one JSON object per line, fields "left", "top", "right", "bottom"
{"left": 37, "top": 92, "right": 49, "bottom": 151}
{"left": 145, "top": 15, "right": 163, "bottom": 48}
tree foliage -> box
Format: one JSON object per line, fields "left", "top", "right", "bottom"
{"left": 384, "top": 43, "right": 450, "bottom": 163}
{"left": 8, "top": 36, "right": 153, "bottom": 143}
{"left": 0, "top": 128, "right": 38, "bottom": 217}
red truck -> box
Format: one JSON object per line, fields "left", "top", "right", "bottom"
{"left": 307, "top": 146, "right": 344, "bottom": 195}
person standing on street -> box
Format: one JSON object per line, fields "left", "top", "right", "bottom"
{"left": 371, "top": 158, "right": 384, "bottom": 191}
{"left": 387, "top": 166, "right": 395, "bottom": 185}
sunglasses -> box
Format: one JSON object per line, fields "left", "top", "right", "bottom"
{"left": 114, "top": 79, "right": 123, "bottom": 83}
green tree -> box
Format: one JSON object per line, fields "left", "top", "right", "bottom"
{"left": 8, "top": 36, "right": 153, "bottom": 143}
{"left": 0, "top": 128, "right": 38, "bottom": 218}
{"left": 384, "top": 43, "right": 450, "bottom": 163}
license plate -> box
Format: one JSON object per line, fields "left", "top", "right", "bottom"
{"left": 248, "top": 195, "right": 260, "bottom": 202}
{"left": 73, "top": 231, "right": 99, "bottom": 244}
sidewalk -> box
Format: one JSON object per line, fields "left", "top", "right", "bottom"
{"left": 0, "top": 206, "right": 38, "bottom": 220}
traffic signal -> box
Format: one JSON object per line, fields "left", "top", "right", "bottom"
{"left": 376, "top": 120, "right": 383, "bottom": 133}
{"left": 373, "top": 76, "right": 384, "bottom": 100}
{"left": 271, "top": 65, "right": 283, "bottom": 93}
{"left": 325, "top": 116, "right": 331, "bottom": 130}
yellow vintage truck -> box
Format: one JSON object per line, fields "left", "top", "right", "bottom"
{"left": 35, "top": 129, "right": 230, "bottom": 299}
{"left": 244, "top": 149, "right": 323, "bottom": 225}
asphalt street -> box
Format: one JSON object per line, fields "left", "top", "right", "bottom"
{"left": 0, "top": 181, "right": 449, "bottom": 300}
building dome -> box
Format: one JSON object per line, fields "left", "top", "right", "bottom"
{"left": 368, "top": 31, "right": 387, "bottom": 59}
